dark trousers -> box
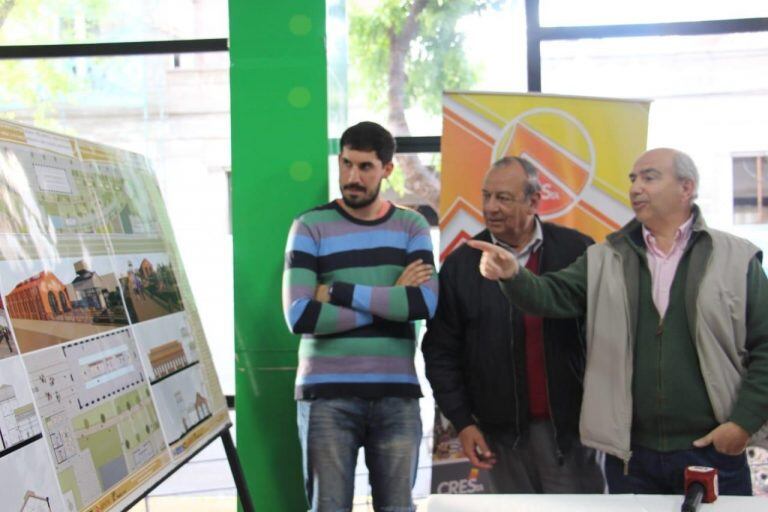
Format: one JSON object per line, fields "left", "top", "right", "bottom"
{"left": 485, "top": 420, "right": 605, "bottom": 494}
{"left": 605, "top": 444, "right": 752, "bottom": 495}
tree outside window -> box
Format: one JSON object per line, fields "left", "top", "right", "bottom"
{"left": 346, "top": 0, "right": 520, "bottom": 212}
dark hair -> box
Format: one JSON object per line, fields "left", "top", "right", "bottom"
{"left": 339, "top": 121, "right": 396, "bottom": 165}
{"left": 490, "top": 156, "right": 542, "bottom": 199}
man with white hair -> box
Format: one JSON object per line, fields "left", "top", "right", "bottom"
{"left": 468, "top": 148, "right": 768, "bottom": 495}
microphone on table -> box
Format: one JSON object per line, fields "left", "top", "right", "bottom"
{"left": 681, "top": 466, "right": 718, "bottom": 512}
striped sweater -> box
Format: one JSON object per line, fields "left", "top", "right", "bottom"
{"left": 283, "top": 200, "right": 438, "bottom": 399}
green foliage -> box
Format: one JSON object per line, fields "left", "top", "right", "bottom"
{"left": 0, "top": 0, "right": 110, "bottom": 44}
{"left": 382, "top": 164, "right": 407, "bottom": 195}
{"left": 382, "top": 153, "right": 441, "bottom": 196}
{"left": 0, "top": 0, "right": 110, "bottom": 128}
{"left": 348, "top": 0, "right": 503, "bottom": 115}
{"left": 0, "top": 59, "right": 82, "bottom": 129}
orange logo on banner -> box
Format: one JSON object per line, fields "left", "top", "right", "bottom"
{"left": 493, "top": 108, "right": 595, "bottom": 219}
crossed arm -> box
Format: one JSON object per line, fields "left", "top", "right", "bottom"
{"left": 283, "top": 219, "right": 437, "bottom": 335}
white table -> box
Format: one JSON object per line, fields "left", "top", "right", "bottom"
{"left": 423, "top": 493, "right": 767, "bottom": 511}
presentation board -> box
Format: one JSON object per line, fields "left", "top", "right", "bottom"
{"left": 0, "top": 119, "right": 229, "bottom": 512}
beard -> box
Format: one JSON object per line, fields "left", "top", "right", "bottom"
{"left": 341, "top": 181, "right": 382, "bottom": 210}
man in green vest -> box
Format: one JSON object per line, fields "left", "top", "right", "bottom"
{"left": 467, "top": 148, "right": 768, "bottom": 495}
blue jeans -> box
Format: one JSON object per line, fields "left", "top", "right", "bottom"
{"left": 605, "top": 444, "right": 752, "bottom": 495}
{"left": 297, "top": 397, "right": 422, "bottom": 512}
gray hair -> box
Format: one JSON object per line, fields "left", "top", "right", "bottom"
{"left": 672, "top": 150, "right": 699, "bottom": 201}
{"left": 490, "top": 156, "right": 542, "bottom": 199}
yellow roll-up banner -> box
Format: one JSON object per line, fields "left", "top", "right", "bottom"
{"left": 440, "top": 92, "right": 650, "bottom": 261}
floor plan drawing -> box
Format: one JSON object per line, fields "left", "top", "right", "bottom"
{"left": 76, "top": 140, "right": 164, "bottom": 238}
{"left": 24, "top": 329, "right": 167, "bottom": 510}
{"left": 0, "top": 357, "right": 42, "bottom": 455}
{"left": 0, "top": 139, "right": 163, "bottom": 239}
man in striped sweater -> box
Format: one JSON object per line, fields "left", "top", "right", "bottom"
{"left": 283, "top": 121, "right": 437, "bottom": 512}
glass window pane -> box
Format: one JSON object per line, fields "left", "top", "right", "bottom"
{"left": 344, "top": 0, "right": 527, "bottom": 138}
{"left": 0, "top": 0, "right": 228, "bottom": 45}
{"left": 327, "top": 0, "right": 349, "bottom": 138}
{"left": 542, "top": 32, "right": 768, "bottom": 98}
{"left": 541, "top": 31, "right": 768, "bottom": 261}
{"left": 0, "top": 52, "right": 234, "bottom": 395}
{"left": 380, "top": 152, "right": 441, "bottom": 226}
{"left": 540, "top": 0, "right": 768, "bottom": 27}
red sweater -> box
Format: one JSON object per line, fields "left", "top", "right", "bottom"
{"left": 524, "top": 248, "right": 549, "bottom": 419}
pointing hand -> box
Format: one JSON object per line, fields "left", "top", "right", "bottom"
{"left": 466, "top": 240, "right": 519, "bottom": 281}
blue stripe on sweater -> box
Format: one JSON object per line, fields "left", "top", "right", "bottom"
{"left": 407, "top": 234, "right": 433, "bottom": 253}
{"left": 297, "top": 373, "right": 420, "bottom": 385}
{"left": 318, "top": 230, "right": 409, "bottom": 256}
{"left": 355, "top": 311, "right": 373, "bottom": 327}
{"left": 352, "top": 285, "right": 372, "bottom": 311}
{"left": 288, "top": 234, "right": 317, "bottom": 255}
{"left": 421, "top": 285, "right": 438, "bottom": 317}
{"left": 288, "top": 297, "right": 310, "bottom": 328}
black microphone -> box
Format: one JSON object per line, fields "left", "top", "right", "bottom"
{"left": 681, "top": 466, "right": 718, "bottom": 512}
{"left": 681, "top": 481, "right": 705, "bottom": 512}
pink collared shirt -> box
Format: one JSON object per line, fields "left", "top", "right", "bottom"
{"left": 642, "top": 215, "right": 694, "bottom": 318}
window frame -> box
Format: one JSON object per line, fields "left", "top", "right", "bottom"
{"left": 733, "top": 152, "right": 768, "bottom": 225}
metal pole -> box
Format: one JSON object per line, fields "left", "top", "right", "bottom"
{"left": 757, "top": 155, "right": 764, "bottom": 221}
{"left": 221, "top": 428, "right": 255, "bottom": 512}
{"left": 526, "top": 0, "right": 542, "bottom": 92}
